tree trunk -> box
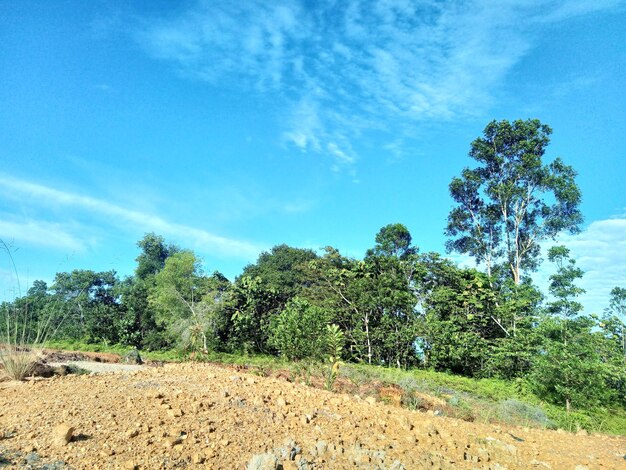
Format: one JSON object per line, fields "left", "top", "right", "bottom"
{"left": 364, "top": 312, "right": 372, "bottom": 365}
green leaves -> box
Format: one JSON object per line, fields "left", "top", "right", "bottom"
{"left": 529, "top": 316, "right": 624, "bottom": 409}
{"left": 268, "top": 297, "right": 329, "bottom": 362}
{"left": 324, "top": 324, "right": 344, "bottom": 391}
{"left": 546, "top": 245, "right": 585, "bottom": 320}
{"left": 446, "top": 119, "right": 583, "bottom": 284}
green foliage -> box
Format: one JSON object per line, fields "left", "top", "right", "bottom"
{"left": 268, "top": 297, "right": 329, "bottom": 361}
{"left": 415, "top": 257, "right": 504, "bottom": 376}
{"left": 446, "top": 119, "right": 582, "bottom": 284}
{"left": 150, "top": 251, "right": 229, "bottom": 354}
{"left": 530, "top": 316, "right": 624, "bottom": 410}
{"left": 241, "top": 244, "right": 317, "bottom": 306}
{"left": 367, "top": 223, "right": 416, "bottom": 259}
{"left": 398, "top": 378, "right": 423, "bottom": 410}
{"left": 324, "top": 324, "right": 344, "bottom": 391}
{"left": 603, "top": 286, "right": 626, "bottom": 363}
{"left": 305, "top": 228, "right": 421, "bottom": 368}
{"left": 546, "top": 245, "right": 585, "bottom": 319}
{"left": 494, "top": 399, "right": 552, "bottom": 428}
{"left": 50, "top": 269, "right": 122, "bottom": 344}
{"left": 135, "top": 233, "right": 178, "bottom": 280}
{"left": 226, "top": 275, "right": 281, "bottom": 353}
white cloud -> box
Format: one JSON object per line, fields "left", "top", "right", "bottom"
{"left": 445, "top": 212, "right": 626, "bottom": 315}
{"left": 283, "top": 98, "right": 322, "bottom": 152}
{"left": 0, "top": 219, "right": 85, "bottom": 252}
{"left": 0, "top": 175, "right": 263, "bottom": 260}
{"left": 553, "top": 214, "right": 626, "bottom": 313}
{"left": 135, "top": 0, "right": 623, "bottom": 167}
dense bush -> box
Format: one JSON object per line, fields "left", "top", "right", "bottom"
{"left": 268, "top": 297, "right": 329, "bottom": 361}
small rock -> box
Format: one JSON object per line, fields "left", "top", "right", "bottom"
{"left": 124, "top": 460, "right": 138, "bottom": 470}
{"left": 389, "top": 460, "right": 405, "bottom": 470}
{"left": 315, "top": 440, "right": 328, "bottom": 456}
{"left": 276, "top": 397, "right": 287, "bottom": 407}
{"left": 246, "top": 453, "right": 278, "bottom": 470}
{"left": 30, "top": 362, "right": 56, "bottom": 378}
{"left": 192, "top": 453, "right": 205, "bottom": 464}
{"left": 52, "top": 424, "right": 74, "bottom": 446}
{"left": 425, "top": 424, "right": 439, "bottom": 437}
{"left": 25, "top": 453, "right": 40, "bottom": 465}
{"left": 165, "top": 436, "right": 183, "bottom": 448}
{"left": 167, "top": 408, "right": 184, "bottom": 418}
{"left": 282, "top": 461, "right": 297, "bottom": 470}
{"left": 530, "top": 459, "right": 552, "bottom": 468}
{"left": 123, "top": 349, "right": 143, "bottom": 365}
{"left": 365, "top": 397, "right": 377, "bottom": 405}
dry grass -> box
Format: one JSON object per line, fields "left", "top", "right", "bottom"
{"left": 0, "top": 346, "right": 39, "bottom": 381}
{"left": 0, "top": 238, "right": 56, "bottom": 381}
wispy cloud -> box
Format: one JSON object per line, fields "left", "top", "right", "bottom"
{"left": 135, "top": 0, "right": 623, "bottom": 167}
{"left": 0, "top": 175, "right": 263, "bottom": 260}
{"left": 0, "top": 219, "right": 86, "bottom": 252}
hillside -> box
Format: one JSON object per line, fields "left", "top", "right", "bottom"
{"left": 1, "top": 361, "right": 624, "bottom": 469}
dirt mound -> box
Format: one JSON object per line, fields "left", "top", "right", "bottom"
{"left": 0, "top": 363, "right": 624, "bottom": 469}
{"left": 41, "top": 350, "right": 123, "bottom": 364}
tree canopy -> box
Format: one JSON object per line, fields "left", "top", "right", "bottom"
{"left": 446, "top": 119, "right": 583, "bottom": 284}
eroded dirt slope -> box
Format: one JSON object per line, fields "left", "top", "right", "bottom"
{"left": 1, "top": 363, "right": 624, "bottom": 469}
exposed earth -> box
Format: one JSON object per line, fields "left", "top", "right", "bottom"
{"left": 0, "top": 354, "right": 625, "bottom": 469}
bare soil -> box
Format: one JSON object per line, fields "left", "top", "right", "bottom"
{"left": 0, "top": 360, "right": 624, "bottom": 469}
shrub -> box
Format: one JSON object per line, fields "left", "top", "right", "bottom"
{"left": 268, "top": 298, "right": 329, "bottom": 361}
{"left": 324, "top": 324, "right": 344, "bottom": 391}
{"left": 496, "top": 399, "right": 552, "bottom": 428}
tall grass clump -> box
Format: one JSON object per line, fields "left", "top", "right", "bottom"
{"left": 324, "top": 324, "right": 344, "bottom": 391}
{"left": 398, "top": 378, "right": 423, "bottom": 410}
{"left": 0, "top": 240, "right": 62, "bottom": 380}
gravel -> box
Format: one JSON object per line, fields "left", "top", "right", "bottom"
{"left": 47, "top": 361, "right": 145, "bottom": 374}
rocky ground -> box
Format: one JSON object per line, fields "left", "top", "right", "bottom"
{"left": 0, "top": 360, "right": 625, "bottom": 469}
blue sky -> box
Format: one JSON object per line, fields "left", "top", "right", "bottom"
{"left": 1, "top": 0, "right": 625, "bottom": 313}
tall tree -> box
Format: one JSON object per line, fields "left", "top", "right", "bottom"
{"left": 446, "top": 119, "right": 583, "bottom": 284}
{"left": 135, "top": 233, "right": 178, "bottom": 280}
{"left": 546, "top": 246, "right": 585, "bottom": 319}
{"left": 240, "top": 244, "right": 318, "bottom": 306}
{"left": 603, "top": 286, "right": 626, "bottom": 363}
{"left": 51, "top": 270, "right": 121, "bottom": 343}
{"left": 367, "top": 223, "right": 416, "bottom": 260}
{"left": 149, "top": 250, "right": 222, "bottom": 352}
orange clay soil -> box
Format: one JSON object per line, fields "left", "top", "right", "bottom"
{"left": 1, "top": 362, "right": 625, "bottom": 469}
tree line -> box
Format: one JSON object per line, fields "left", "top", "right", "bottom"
{"left": 2, "top": 119, "right": 624, "bottom": 412}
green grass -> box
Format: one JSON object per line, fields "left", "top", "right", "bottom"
{"left": 338, "top": 363, "right": 626, "bottom": 435}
